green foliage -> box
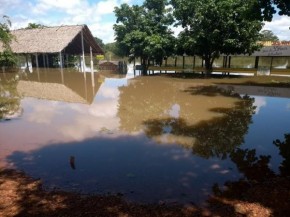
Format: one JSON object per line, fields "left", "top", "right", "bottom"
{"left": 0, "top": 15, "right": 14, "bottom": 50}
{"left": 114, "top": 0, "right": 175, "bottom": 74}
{"left": 260, "top": 30, "right": 279, "bottom": 41}
{"left": 0, "top": 50, "right": 17, "bottom": 67}
{"left": 0, "top": 76, "right": 21, "bottom": 120}
{"left": 94, "top": 37, "right": 105, "bottom": 50}
{"left": 259, "top": 0, "right": 290, "bottom": 21}
{"left": 172, "top": 0, "right": 263, "bottom": 74}
{"left": 0, "top": 15, "right": 16, "bottom": 67}
{"left": 273, "top": 133, "right": 290, "bottom": 176}
{"left": 25, "top": 23, "right": 47, "bottom": 29}
{"left": 104, "top": 42, "right": 125, "bottom": 60}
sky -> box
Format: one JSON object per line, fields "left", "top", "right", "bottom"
{"left": 1, "top": 0, "right": 290, "bottom": 44}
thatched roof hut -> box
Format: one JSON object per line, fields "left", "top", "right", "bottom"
{"left": 0, "top": 24, "right": 104, "bottom": 55}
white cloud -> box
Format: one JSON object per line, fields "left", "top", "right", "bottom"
{"left": 7, "top": 0, "right": 120, "bottom": 43}
{"left": 4, "top": 0, "right": 289, "bottom": 44}
{"left": 35, "top": 0, "right": 83, "bottom": 11}
{"left": 95, "top": 0, "right": 118, "bottom": 15}
{"left": 253, "top": 97, "right": 267, "bottom": 114}
{"left": 0, "top": 0, "right": 21, "bottom": 15}
{"left": 263, "top": 15, "right": 290, "bottom": 41}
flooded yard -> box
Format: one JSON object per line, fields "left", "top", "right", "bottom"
{"left": 1, "top": 67, "right": 290, "bottom": 207}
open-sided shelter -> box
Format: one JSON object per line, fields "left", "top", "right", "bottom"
{"left": 0, "top": 24, "right": 104, "bottom": 71}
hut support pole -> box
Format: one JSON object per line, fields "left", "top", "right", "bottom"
{"left": 66, "top": 54, "right": 69, "bottom": 67}
{"left": 81, "top": 29, "right": 85, "bottom": 73}
{"left": 90, "top": 46, "right": 95, "bottom": 87}
{"left": 35, "top": 53, "right": 40, "bottom": 81}
{"left": 46, "top": 55, "right": 49, "bottom": 67}
{"left": 35, "top": 53, "right": 39, "bottom": 68}
{"left": 43, "top": 54, "right": 46, "bottom": 68}
{"left": 59, "top": 52, "right": 63, "bottom": 68}
{"left": 25, "top": 54, "right": 29, "bottom": 69}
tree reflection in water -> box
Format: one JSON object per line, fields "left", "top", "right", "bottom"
{"left": 0, "top": 73, "right": 22, "bottom": 120}
{"left": 273, "top": 133, "right": 290, "bottom": 176}
{"left": 209, "top": 133, "right": 290, "bottom": 217}
{"left": 143, "top": 86, "right": 256, "bottom": 159}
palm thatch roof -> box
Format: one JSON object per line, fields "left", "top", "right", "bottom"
{"left": 0, "top": 25, "right": 104, "bottom": 55}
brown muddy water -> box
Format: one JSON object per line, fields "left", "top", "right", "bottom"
{"left": 0, "top": 67, "right": 290, "bottom": 206}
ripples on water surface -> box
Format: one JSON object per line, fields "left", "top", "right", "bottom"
{"left": 1, "top": 67, "right": 290, "bottom": 205}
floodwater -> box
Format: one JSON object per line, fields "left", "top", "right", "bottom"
{"left": 1, "top": 66, "right": 290, "bottom": 205}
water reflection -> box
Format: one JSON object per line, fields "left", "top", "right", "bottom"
{"left": 0, "top": 72, "right": 290, "bottom": 205}
{"left": 0, "top": 74, "right": 22, "bottom": 120}
{"left": 209, "top": 133, "right": 290, "bottom": 216}
{"left": 274, "top": 133, "right": 290, "bottom": 176}
{"left": 119, "top": 79, "right": 255, "bottom": 158}
{"left": 17, "top": 68, "right": 101, "bottom": 104}
{"left": 216, "top": 84, "right": 290, "bottom": 98}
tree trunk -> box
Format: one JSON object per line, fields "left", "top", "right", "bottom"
{"left": 204, "top": 56, "right": 213, "bottom": 76}
{"left": 141, "top": 58, "right": 148, "bottom": 75}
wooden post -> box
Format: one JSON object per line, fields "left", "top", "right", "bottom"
{"left": 174, "top": 56, "right": 177, "bottom": 73}
{"left": 133, "top": 56, "right": 136, "bottom": 76}
{"left": 90, "top": 46, "right": 95, "bottom": 87}
{"left": 228, "top": 56, "right": 231, "bottom": 68}
{"left": 81, "top": 28, "right": 85, "bottom": 73}
{"left": 59, "top": 52, "right": 63, "bottom": 68}
{"left": 165, "top": 57, "right": 167, "bottom": 74}
{"left": 35, "top": 53, "right": 39, "bottom": 68}
{"left": 46, "top": 54, "right": 49, "bottom": 67}
{"left": 35, "top": 53, "right": 40, "bottom": 81}
{"left": 254, "top": 56, "right": 260, "bottom": 76}
{"left": 254, "top": 56, "right": 259, "bottom": 68}
{"left": 59, "top": 52, "right": 64, "bottom": 83}
{"left": 26, "top": 54, "right": 29, "bottom": 69}
{"left": 42, "top": 54, "right": 46, "bottom": 68}
{"left": 90, "top": 46, "right": 94, "bottom": 73}
{"left": 182, "top": 55, "right": 185, "bottom": 69}
{"left": 270, "top": 56, "right": 274, "bottom": 75}
{"left": 66, "top": 54, "right": 69, "bottom": 67}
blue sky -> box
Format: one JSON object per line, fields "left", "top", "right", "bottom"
{"left": 1, "top": 0, "right": 289, "bottom": 43}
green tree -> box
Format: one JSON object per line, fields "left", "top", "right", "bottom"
{"left": 0, "top": 50, "right": 16, "bottom": 67}
{"left": 259, "top": 0, "right": 290, "bottom": 21}
{"left": 0, "top": 15, "right": 16, "bottom": 67}
{"left": 25, "top": 23, "right": 46, "bottom": 29}
{"left": 94, "top": 37, "right": 105, "bottom": 50}
{"left": 260, "top": 29, "right": 279, "bottom": 41}
{"left": 0, "top": 15, "right": 14, "bottom": 50}
{"left": 172, "top": 0, "right": 263, "bottom": 75}
{"left": 114, "top": 0, "right": 175, "bottom": 75}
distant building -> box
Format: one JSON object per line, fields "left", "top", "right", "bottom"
{"left": 99, "top": 60, "right": 127, "bottom": 74}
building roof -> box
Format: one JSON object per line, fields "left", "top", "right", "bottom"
{"left": 0, "top": 25, "right": 104, "bottom": 55}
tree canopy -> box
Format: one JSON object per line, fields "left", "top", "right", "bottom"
{"left": 94, "top": 37, "right": 105, "bottom": 50}
{"left": 171, "top": 0, "right": 263, "bottom": 74}
{"left": 114, "top": 0, "right": 175, "bottom": 74}
{"left": 111, "top": 0, "right": 289, "bottom": 76}
{"left": 0, "top": 15, "right": 14, "bottom": 50}
{"left": 25, "top": 23, "right": 47, "bottom": 29}
{"left": 260, "top": 29, "right": 279, "bottom": 41}
{"left": 259, "top": 0, "right": 290, "bottom": 21}
{"left": 0, "top": 15, "right": 16, "bottom": 67}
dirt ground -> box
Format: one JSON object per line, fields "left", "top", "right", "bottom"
{"left": 0, "top": 168, "right": 290, "bottom": 217}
